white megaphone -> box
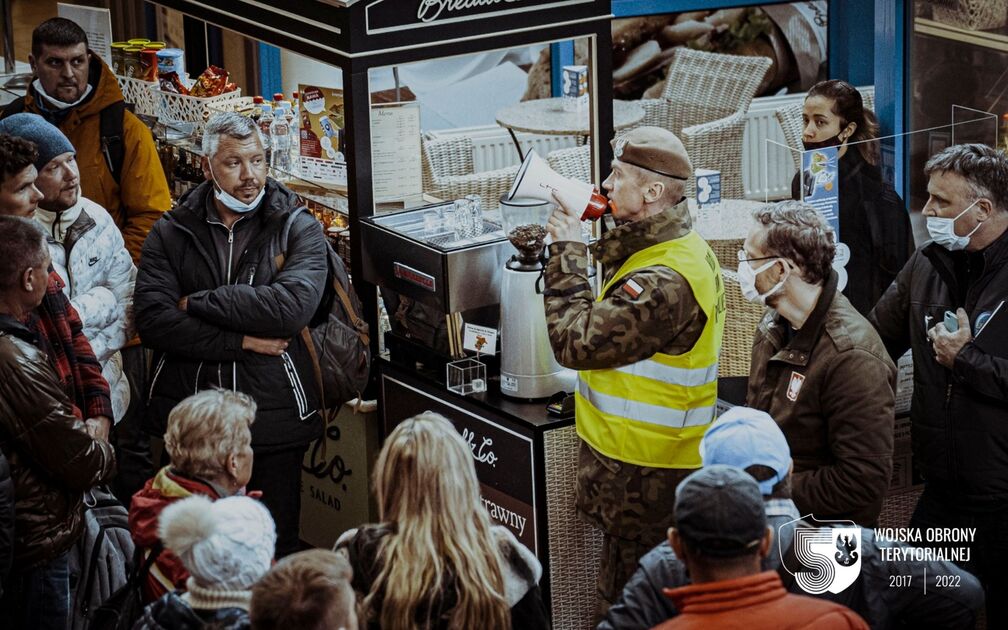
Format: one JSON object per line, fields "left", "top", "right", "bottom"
{"left": 507, "top": 150, "right": 608, "bottom": 221}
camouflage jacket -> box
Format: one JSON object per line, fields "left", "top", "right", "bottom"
{"left": 543, "top": 201, "right": 706, "bottom": 370}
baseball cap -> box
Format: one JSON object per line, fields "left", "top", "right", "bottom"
{"left": 700, "top": 406, "right": 792, "bottom": 496}
{"left": 674, "top": 464, "right": 767, "bottom": 557}
{"left": 611, "top": 126, "right": 692, "bottom": 180}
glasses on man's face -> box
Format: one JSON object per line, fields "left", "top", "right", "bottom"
{"left": 737, "top": 250, "right": 778, "bottom": 264}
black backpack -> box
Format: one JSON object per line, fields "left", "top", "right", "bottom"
{"left": 1, "top": 97, "right": 126, "bottom": 185}
{"left": 90, "top": 543, "right": 162, "bottom": 630}
{"left": 279, "top": 208, "right": 371, "bottom": 408}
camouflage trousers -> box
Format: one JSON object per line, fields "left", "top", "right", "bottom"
{"left": 575, "top": 439, "right": 695, "bottom": 618}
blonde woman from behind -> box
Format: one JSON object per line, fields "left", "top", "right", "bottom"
{"left": 335, "top": 411, "right": 549, "bottom": 630}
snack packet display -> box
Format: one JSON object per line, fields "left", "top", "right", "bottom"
{"left": 190, "top": 65, "right": 231, "bottom": 97}
{"left": 158, "top": 71, "right": 189, "bottom": 95}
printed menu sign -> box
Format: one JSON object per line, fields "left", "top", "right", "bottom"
{"left": 801, "top": 145, "right": 848, "bottom": 289}
{"left": 800, "top": 145, "right": 840, "bottom": 236}
{"left": 299, "top": 84, "right": 348, "bottom": 186}
{"left": 370, "top": 103, "right": 422, "bottom": 203}
{"left": 57, "top": 3, "right": 113, "bottom": 67}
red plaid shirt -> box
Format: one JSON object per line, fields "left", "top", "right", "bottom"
{"left": 26, "top": 271, "right": 113, "bottom": 420}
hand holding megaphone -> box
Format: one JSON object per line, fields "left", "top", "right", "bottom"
{"left": 547, "top": 191, "right": 585, "bottom": 243}
{"left": 507, "top": 150, "right": 608, "bottom": 221}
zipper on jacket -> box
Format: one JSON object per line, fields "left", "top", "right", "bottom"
{"left": 226, "top": 230, "right": 234, "bottom": 285}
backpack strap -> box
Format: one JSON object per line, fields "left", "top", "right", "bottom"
{"left": 99, "top": 101, "right": 127, "bottom": 186}
{"left": 0, "top": 97, "right": 25, "bottom": 118}
{"left": 278, "top": 207, "right": 328, "bottom": 414}
{"left": 332, "top": 276, "right": 370, "bottom": 346}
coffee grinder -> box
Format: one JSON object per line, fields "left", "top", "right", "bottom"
{"left": 498, "top": 195, "right": 575, "bottom": 399}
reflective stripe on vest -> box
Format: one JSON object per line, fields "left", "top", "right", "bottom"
{"left": 576, "top": 229, "right": 725, "bottom": 469}
{"left": 577, "top": 378, "right": 715, "bottom": 428}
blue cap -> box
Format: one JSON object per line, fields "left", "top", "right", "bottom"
{"left": 700, "top": 406, "right": 792, "bottom": 496}
{"left": 0, "top": 113, "right": 75, "bottom": 170}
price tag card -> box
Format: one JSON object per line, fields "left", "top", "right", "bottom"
{"left": 463, "top": 323, "right": 498, "bottom": 355}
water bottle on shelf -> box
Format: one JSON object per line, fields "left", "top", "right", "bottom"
{"left": 270, "top": 101, "right": 292, "bottom": 175}
{"left": 258, "top": 103, "right": 274, "bottom": 163}
{"left": 282, "top": 101, "right": 299, "bottom": 177}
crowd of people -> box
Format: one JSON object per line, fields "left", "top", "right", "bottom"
{"left": 0, "top": 13, "right": 1005, "bottom": 630}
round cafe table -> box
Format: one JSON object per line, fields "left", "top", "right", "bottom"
{"left": 495, "top": 97, "right": 645, "bottom": 159}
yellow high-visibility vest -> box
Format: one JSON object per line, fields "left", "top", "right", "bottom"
{"left": 575, "top": 230, "right": 725, "bottom": 468}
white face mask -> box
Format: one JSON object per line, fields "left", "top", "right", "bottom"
{"left": 926, "top": 199, "right": 982, "bottom": 252}
{"left": 208, "top": 163, "right": 265, "bottom": 214}
{"left": 737, "top": 257, "right": 787, "bottom": 306}
{"left": 33, "top": 79, "right": 93, "bottom": 110}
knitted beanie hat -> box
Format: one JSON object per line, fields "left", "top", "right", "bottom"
{"left": 0, "top": 112, "right": 75, "bottom": 169}
{"left": 158, "top": 494, "right": 276, "bottom": 590}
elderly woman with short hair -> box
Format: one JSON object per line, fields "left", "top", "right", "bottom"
{"left": 129, "top": 388, "right": 257, "bottom": 602}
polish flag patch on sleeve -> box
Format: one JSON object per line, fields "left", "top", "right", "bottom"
{"left": 621, "top": 278, "right": 645, "bottom": 299}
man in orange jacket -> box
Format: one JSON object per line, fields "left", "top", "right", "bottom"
{"left": 652, "top": 465, "right": 868, "bottom": 630}
{"left": 6, "top": 17, "right": 170, "bottom": 263}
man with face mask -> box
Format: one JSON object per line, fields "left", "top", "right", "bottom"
{"left": 869, "top": 143, "right": 1008, "bottom": 626}
{"left": 744, "top": 200, "right": 895, "bottom": 527}
{"left": 134, "top": 112, "right": 328, "bottom": 558}
{"left": 543, "top": 126, "right": 725, "bottom": 617}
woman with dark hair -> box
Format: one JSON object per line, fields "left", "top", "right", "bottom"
{"left": 792, "top": 79, "right": 914, "bottom": 315}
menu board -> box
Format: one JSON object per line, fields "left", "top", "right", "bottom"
{"left": 58, "top": 3, "right": 113, "bottom": 68}
{"left": 370, "top": 103, "right": 422, "bottom": 203}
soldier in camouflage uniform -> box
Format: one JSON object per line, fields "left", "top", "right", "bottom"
{"left": 543, "top": 126, "right": 725, "bottom": 617}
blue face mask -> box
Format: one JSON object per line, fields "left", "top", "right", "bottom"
{"left": 209, "top": 164, "right": 265, "bottom": 214}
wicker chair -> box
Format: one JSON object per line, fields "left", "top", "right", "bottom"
{"left": 774, "top": 86, "right": 877, "bottom": 172}
{"left": 547, "top": 145, "right": 591, "bottom": 183}
{"left": 680, "top": 111, "right": 750, "bottom": 200}
{"left": 631, "top": 49, "right": 771, "bottom": 199}
{"left": 421, "top": 134, "right": 518, "bottom": 211}
{"left": 720, "top": 268, "right": 767, "bottom": 378}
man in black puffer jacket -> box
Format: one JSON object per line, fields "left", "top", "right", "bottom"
{"left": 870, "top": 144, "right": 1008, "bottom": 627}
{"left": 134, "top": 112, "right": 327, "bottom": 557}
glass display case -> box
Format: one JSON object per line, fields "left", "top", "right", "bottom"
{"left": 360, "top": 203, "right": 509, "bottom": 315}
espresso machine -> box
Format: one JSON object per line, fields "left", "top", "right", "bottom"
{"left": 360, "top": 202, "right": 511, "bottom": 366}
{"left": 498, "top": 196, "right": 575, "bottom": 400}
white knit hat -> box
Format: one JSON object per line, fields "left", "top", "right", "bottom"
{"left": 158, "top": 495, "right": 276, "bottom": 590}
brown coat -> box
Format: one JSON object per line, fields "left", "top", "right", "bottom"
{"left": 747, "top": 271, "right": 896, "bottom": 526}
{"left": 0, "top": 316, "right": 116, "bottom": 569}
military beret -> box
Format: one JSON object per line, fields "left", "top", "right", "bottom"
{"left": 611, "top": 126, "right": 692, "bottom": 181}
